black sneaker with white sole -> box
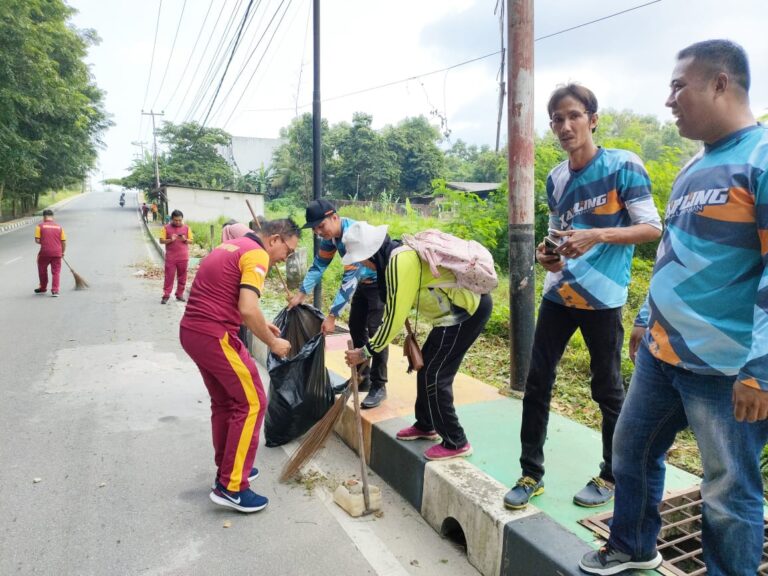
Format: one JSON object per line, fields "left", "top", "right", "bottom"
{"left": 579, "top": 545, "right": 663, "bottom": 575}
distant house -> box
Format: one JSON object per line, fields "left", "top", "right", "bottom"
{"left": 445, "top": 182, "right": 502, "bottom": 200}
{"left": 161, "top": 185, "right": 264, "bottom": 224}
{"left": 216, "top": 136, "right": 285, "bottom": 175}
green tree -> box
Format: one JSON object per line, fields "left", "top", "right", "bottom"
{"left": 0, "top": 0, "right": 110, "bottom": 216}
{"left": 329, "top": 112, "right": 399, "bottom": 200}
{"left": 383, "top": 116, "right": 444, "bottom": 196}
{"left": 159, "top": 122, "right": 232, "bottom": 188}
{"left": 118, "top": 122, "right": 233, "bottom": 192}
{"left": 270, "top": 113, "right": 331, "bottom": 202}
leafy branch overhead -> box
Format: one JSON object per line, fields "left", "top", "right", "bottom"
{"left": 0, "top": 0, "right": 111, "bottom": 216}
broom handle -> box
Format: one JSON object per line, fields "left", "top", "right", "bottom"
{"left": 245, "top": 199, "right": 291, "bottom": 297}
{"left": 348, "top": 341, "right": 371, "bottom": 511}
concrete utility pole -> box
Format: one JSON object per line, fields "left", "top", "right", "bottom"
{"left": 141, "top": 110, "right": 164, "bottom": 190}
{"left": 311, "top": 0, "right": 322, "bottom": 308}
{"left": 507, "top": 0, "right": 535, "bottom": 391}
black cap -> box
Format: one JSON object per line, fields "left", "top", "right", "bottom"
{"left": 302, "top": 198, "right": 337, "bottom": 229}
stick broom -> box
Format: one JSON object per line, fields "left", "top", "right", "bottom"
{"left": 63, "top": 258, "right": 89, "bottom": 290}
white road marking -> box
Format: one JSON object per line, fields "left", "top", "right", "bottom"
{"left": 280, "top": 442, "right": 411, "bottom": 576}
{"left": 4, "top": 257, "right": 22, "bottom": 265}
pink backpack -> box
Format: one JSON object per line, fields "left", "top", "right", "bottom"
{"left": 393, "top": 229, "right": 498, "bottom": 294}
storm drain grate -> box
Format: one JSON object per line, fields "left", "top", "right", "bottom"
{"left": 579, "top": 486, "right": 768, "bottom": 575}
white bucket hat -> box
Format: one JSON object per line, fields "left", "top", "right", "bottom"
{"left": 341, "top": 221, "right": 389, "bottom": 265}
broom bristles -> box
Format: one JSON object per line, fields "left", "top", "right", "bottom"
{"left": 279, "top": 386, "right": 351, "bottom": 482}
{"left": 63, "top": 258, "right": 89, "bottom": 290}
{"left": 73, "top": 271, "right": 89, "bottom": 290}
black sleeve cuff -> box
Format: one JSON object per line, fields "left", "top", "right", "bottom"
{"left": 240, "top": 285, "right": 261, "bottom": 297}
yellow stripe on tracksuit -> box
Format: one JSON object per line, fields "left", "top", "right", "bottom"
{"left": 219, "top": 332, "right": 260, "bottom": 492}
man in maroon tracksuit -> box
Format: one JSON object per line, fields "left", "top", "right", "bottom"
{"left": 180, "top": 218, "right": 300, "bottom": 512}
{"left": 160, "top": 209, "right": 194, "bottom": 304}
{"left": 34, "top": 209, "right": 67, "bottom": 297}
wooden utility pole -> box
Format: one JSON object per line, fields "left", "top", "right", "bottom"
{"left": 142, "top": 110, "right": 165, "bottom": 219}
{"left": 507, "top": 0, "right": 535, "bottom": 391}
{"left": 311, "top": 0, "right": 322, "bottom": 308}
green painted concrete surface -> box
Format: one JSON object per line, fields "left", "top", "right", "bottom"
{"left": 452, "top": 396, "right": 700, "bottom": 543}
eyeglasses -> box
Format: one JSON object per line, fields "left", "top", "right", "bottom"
{"left": 277, "top": 235, "right": 295, "bottom": 257}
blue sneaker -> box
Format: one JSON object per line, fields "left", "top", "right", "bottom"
{"left": 573, "top": 477, "right": 614, "bottom": 507}
{"left": 212, "top": 467, "right": 259, "bottom": 490}
{"left": 579, "top": 544, "right": 662, "bottom": 575}
{"left": 503, "top": 476, "right": 544, "bottom": 510}
{"left": 210, "top": 482, "right": 269, "bottom": 513}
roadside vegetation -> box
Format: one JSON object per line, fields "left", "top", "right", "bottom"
{"left": 0, "top": 0, "right": 110, "bottom": 220}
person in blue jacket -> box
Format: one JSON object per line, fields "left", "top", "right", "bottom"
{"left": 287, "top": 199, "right": 389, "bottom": 409}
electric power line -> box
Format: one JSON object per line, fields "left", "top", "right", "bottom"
{"left": 183, "top": 0, "right": 248, "bottom": 123}
{"left": 240, "top": 0, "right": 663, "bottom": 116}
{"left": 172, "top": 1, "right": 231, "bottom": 122}
{"left": 150, "top": 0, "right": 189, "bottom": 111}
{"left": 212, "top": 0, "right": 295, "bottom": 128}
{"left": 205, "top": 0, "right": 274, "bottom": 124}
{"left": 295, "top": 0, "right": 312, "bottom": 118}
{"left": 163, "top": 0, "right": 215, "bottom": 115}
{"left": 138, "top": 0, "right": 164, "bottom": 139}
{"left": 534, "top": 0, "right": 662, "bottom": 42}
{"left": 199, "top": 0, "right": 257, "bottom": 128}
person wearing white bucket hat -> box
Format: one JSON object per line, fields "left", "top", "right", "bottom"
{"left": 343, "top": 221, "right": 492, "bottom": 461}
{"left": 287, "top": 200, "right": 390, "bottom": 408}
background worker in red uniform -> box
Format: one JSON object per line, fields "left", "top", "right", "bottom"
{"left": 34, "top": 209, "right": 66, "bottom": 297}
{"left": 180, "top": 218, "right": 300, "bottom": 513}
{"left": 159, "top": 209, "right": 193, "bottom": 304}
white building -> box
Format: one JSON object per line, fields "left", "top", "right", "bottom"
{"left": 162, "top": 185, "right": 264, "bottom": 224}
{"left": 216, "top": 136, "right": 285, "bottom": 175}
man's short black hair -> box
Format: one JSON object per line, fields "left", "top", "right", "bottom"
{"left": 262, "top": 218, "right": 301, "bottom": 239}
{"left": 547, "top": 83, "right": 598, "bottom": 118}
{"left": 42, "top": 209, "right": 54, "bottom": 217}
{"left": 171, "top": 209, "right": 183, "bottom": 219}
{"left": 678, "top": 39, "right": 750, "bottom": 92}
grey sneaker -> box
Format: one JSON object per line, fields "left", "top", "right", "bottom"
{"left": 503, "top": 476, "right": 544, "bottom": 510}
{"left": 573, "top": 477, "right": 614, "bottom": 507}
{"left": 579, "top": 545, "right": 662, "bottom": 575}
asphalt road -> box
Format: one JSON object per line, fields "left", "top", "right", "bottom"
{"left": 0, "top": 192, "right": 479, "bottom": 576}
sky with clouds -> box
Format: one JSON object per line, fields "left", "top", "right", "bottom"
{"left": 66, "top": 0, "right": 768, "bottom": 180}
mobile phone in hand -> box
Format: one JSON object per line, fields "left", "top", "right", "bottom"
{"left": 543, "top": 230, "right": 564, "bottom": 255}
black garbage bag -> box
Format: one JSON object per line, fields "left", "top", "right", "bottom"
{"left": 264, "top": 304, "right": 335, "bottom": 447}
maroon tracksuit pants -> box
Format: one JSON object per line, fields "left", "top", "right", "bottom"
{"left": 37, "top": 255, "right": 62, "bottom": 293}
{"left": 180, "top": 327, "right": 266, "bottom": 492}
{"left": 163, "top": 258, "right": 188, "bottom": 299}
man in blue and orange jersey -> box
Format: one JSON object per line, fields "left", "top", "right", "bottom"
{"left": 159, "top": 209, "right": 193, "bottom": 304}
{"left": 180, "top": 218, "right": 300, "bottom": 513}
{"left": 287, "top": 199, "right": 389, "bottom": 409}
{"left": 581, "top": 40, "right": 768, "bottom": 576}
{"left": 34, "top": 209, "right": 67, "bottom": 297}
{"left": 504, "top": 84, "right": 662, "bottom": 512}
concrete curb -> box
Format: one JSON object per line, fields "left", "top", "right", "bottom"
{"left": 0, "top": 216, "right": 38, "bottom": 235}
{"left": 253, "top": 330, "right": 594, "bottom": 574}
{"left": 140, "top": 209, "right": 165, "bottom": 260}
{"left": 0, "top": 193, "right": 92, "bottom": 236}
{"left": 329, "top": 368, "right": 593, "bottom": 576}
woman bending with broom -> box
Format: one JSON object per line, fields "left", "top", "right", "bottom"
{"left": 343, "top": 222, "right": 492, "bottom": 461}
